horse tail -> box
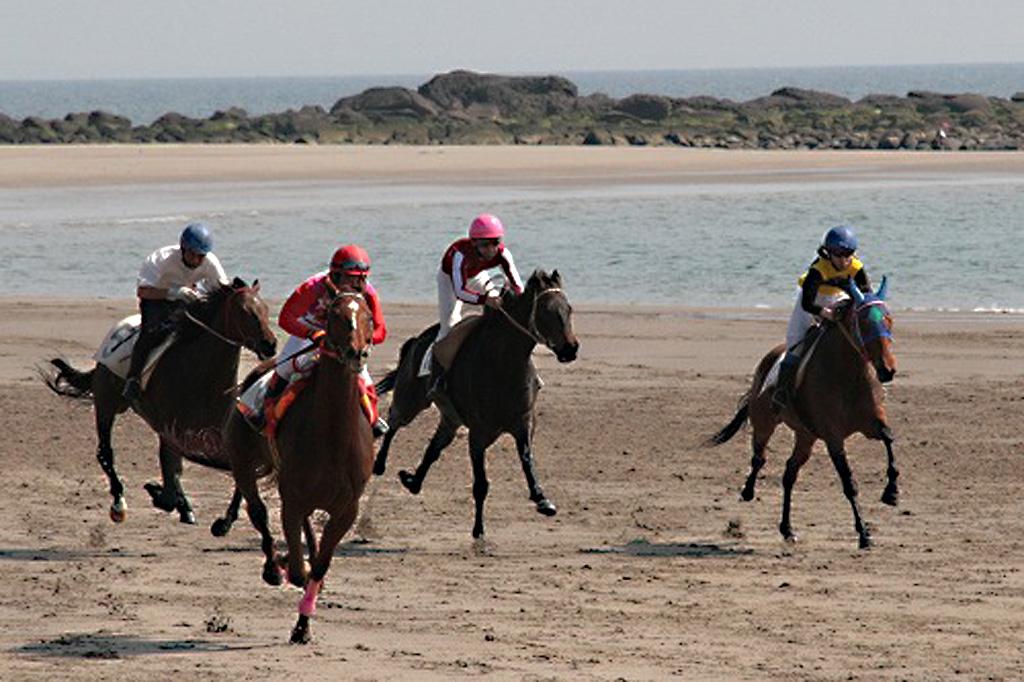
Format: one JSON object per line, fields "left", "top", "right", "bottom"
{"left": 42, "top": 358, "right": 95, "bottom": 400}
{"left": 375, "top": 335, "right": 419, "bottom": 396}
{"left": 706, "top": 391, "right": 751, "bottom": 446}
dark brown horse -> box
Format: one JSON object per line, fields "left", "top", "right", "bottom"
{"left": 44, "top": 278, "right": 277, "bottom": 530}
{"left": 223, "top": 288, "right": 375, "bottom": 644}
{"left": 373, "top": 269, "right": 579, "bottom": 539}
{"left": 708, "top": 277, "right": 898, "bottom": 549}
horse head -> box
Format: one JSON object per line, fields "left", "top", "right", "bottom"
{"left": 216, "top": 277, "right": 278, "bottom": 360}
{"left": 846, "top": 276, "right": 896, "bottom": 383}
{"left": 526, "top": 269, "right": 579, "bottom": 363}
{"left": 324, "top": 287, "right": 374, "bottom": 373}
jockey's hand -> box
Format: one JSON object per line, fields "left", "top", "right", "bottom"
{"left": 819, "top": 306, "right": 836, "bottom": 321}
{"left": 309, "top": 329, "right": 327, "bottom": 346}
{"left": 168, "top": 286, "right": 200, "bottom": 303}
{"left": 483, "top": 295, "right": 502, "bottom": 310}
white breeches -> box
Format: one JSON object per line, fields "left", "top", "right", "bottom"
{"left": 785, "top": 289, "right": 849, "bottom": 349}
{"left": 420, "top": 268, "right": 495, "bottom": 376}
{"left": 274, "top": 334, "right": 371, "bottom": 385}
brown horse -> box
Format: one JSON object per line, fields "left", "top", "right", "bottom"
{"left": 372, "top": 269, "right": 579, "bottom": 539}
{"left": 708, "top": 277, "right": 898, "bottom": 549}
{"left": 44, "top": 278, "right": 277, "bottom": 530}
{"left": 223, "top": 288, "right": 375, "bottom": 644}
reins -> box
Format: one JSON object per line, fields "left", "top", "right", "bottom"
{"left": 496, "top": 287, "right": 564, "bottom": 352}
{"left": 833, "top": 300, "right": 891, "bottom": 365}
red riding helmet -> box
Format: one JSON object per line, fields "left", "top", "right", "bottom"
{"left": 330, "top": 244, "right": 371, "bottom": 275}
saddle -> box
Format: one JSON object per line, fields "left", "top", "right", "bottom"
{"left": 94, "top": 314, "right": 176, "bottom": 389}
{"left": 433, "top": 315, "right": 482, "bottom": 371}
{"left": 761, "top": 323, "right": 827, "bottom": 397}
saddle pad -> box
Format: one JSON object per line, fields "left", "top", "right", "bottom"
{"left": 93, "top": 314, "right": 175, "bottom": 388}
{"left": 758, "top": 328, "right": 827, "bottom": 397}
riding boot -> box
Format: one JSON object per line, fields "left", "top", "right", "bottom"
{"left": 772, "top": 351, "right": 801, "bottom": 413}
{"left": 123, "top": 329, "right": 163, "bottom": 401}
{"left": 426, "top": 368, "right": 447, "bottom": 401}
{"left": 248, "top": 373, "right": 288, "bottom": 431}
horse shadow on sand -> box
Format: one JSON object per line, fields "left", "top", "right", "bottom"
{"left": 580, "top": 538, "right": 754, "bottom": 558}
{"left": 16, "top": 631, "right": 275, "bottom": 659}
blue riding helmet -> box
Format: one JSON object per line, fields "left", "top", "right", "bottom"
{"left": 821, "top": 225, "right": 858, "bottom": 254}
{"left": 180, "top": 222, "right": 213, "bottom": 255}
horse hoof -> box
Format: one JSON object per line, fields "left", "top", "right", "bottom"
{"left": 859, "top": 535, "right": 872, "bottom": 550}
{"left": 881, "top": 489, "right": 899, "bottom": 507}
{"left": 109, "top": 506, "right": 127, "bottom": 523}
{"left": 210, "top": 518, "right": 232, "bottom": 537}
{"left": 144, "top": 483, "right": 176, "bottom": 512}
{"left": 535, "top": 499, "right": 557, "bottom": 516}
{"left": 740, "top": 487, "right": 755, "bottom": 502}
{"left": 372, "top": 460, "right": 386, "bottom": 476}
{"left": 290, "top": 623, "right": 311, "bottom": 645}
{"left": 262, "top": 563, "right": 283, "bottom": 587}
{"left": 398, "top": 470, "right": 421, "bottom": 494}
{"left": 472, "top": 526, "right": 484, "bottom": 539}
{"left": 179, "top": 510, "right": 197, "bottom": 525}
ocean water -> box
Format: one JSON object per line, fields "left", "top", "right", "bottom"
{"left": 0, "top": 170, "right": 1017, "bottom": 311}
{"left": 2, "top": 62, "right": 1023, "bottom": 125}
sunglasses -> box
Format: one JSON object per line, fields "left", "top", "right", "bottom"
{"left": 830, "top": 249, "right": 855, "bottom": 258}
{"left": 476, "top": 239, "right": 501, "bottom": 247}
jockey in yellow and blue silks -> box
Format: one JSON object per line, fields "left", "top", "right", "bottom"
{"left": 773, "top": 225, "right": 872, "bottom": 411}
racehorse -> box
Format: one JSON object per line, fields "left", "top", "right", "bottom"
{"left": 222, "top": 288, "right": 376, "bottom": 644}
{"left": 708, "top": 277, "right": 898, "bottom": 549}
{"left": 44, "top": 278, "right": 277, "bottom": 530}
{"left": 373, "top": 269, "right": 579, "bottom": 539}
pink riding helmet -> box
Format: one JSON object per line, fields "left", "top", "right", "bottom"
{"left": 469, "top": 213, "right": 505, "bottom": 240}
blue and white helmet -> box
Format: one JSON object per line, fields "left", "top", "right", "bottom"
{"left": 821, "top": 225, "right": 858, "bottom": 254}
{"left": 180, "top": 222, "right": 213, "bottom": 255}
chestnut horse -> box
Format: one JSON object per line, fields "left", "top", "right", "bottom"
{"left": 373, "top": 269, "right": 579, "bottom": 539}
{"left": 44, "top": 278, "right": 277, "bottom": 529}
{"left": 708, "top": 277, "right": 898, "bottom": 549}
{"left": 223, "top": 288, "right": 375, "bottom": 644}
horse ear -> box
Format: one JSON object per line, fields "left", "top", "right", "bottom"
{"left": 847, "top": 278, "right": 865, "bottom": 305}
{"left": 551, "top": 269, "right": 561, "bottom": 285}
{"left": 252, "top": 279, "right": 261, "bottom": 293}
{"left": 232, "top": 276, "right": 246, "bottom": 289}
{"left": 875, "top": 275, "right": 888, "bottom": 301}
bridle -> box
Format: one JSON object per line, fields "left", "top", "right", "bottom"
{"left": 834, "top": 299, "right": 892, "bottom": 365}
{"left": 496, "top": 287, "right": 566, "bottom": 352}
{"left": 320, "top": 291, "right": 373, "bottom": 370}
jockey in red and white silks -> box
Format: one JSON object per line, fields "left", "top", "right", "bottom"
{"left": 271, "top": 244, "right": 388, "bottom": 433}
{"left": 419, "top": 214, "right": 524, "bottom": 376}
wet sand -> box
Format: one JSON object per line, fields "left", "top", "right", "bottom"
{"left": 2, "top": 297, "right": 1023, "bottom": 679}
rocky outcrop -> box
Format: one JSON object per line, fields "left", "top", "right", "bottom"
{"left": 3, "top": 70, "right": 1023, "bottom": 149}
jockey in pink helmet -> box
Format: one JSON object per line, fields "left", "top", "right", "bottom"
{"left": 419, "top": 213, "right": 524, "bottom": 384}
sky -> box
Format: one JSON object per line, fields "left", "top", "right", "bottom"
{"left": 3, "top": 0, "right": 1024, "bottom": 80}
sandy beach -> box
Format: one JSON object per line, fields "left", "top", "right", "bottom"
{"left": 2, "top": 148, "right": 1023, "bottom": 679}
{"left": 3, "top": 145, "right": 1024, "bottom": 189}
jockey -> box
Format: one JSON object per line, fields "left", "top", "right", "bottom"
{"left": 253, "top": 244, "right": 388, "bottom": 436}
{"left": 421, "top": 213, "right": 524, "bottom": 392}
{"left": 773, "top": 224, "right": 872, "bottom": 411}
{"left": 122, "top": 222, "right": 228, "bottom": 402}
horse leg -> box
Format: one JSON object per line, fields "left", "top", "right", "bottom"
{"left": 372, "top": 419, "right": 399, "bottom": 476}
{"left": 779, "top": 431, "right": 815, "bottom": 543}
{"left": 398, "top": 417, "right": 458, "bottom": 495}
{"left": 826, "top": 441, "right": 871, "bottom": 549}
{"left": 303, "top": 517, "right": 318, "bottom": 562}
{"left": 880, "top": 431, "right": 899, "bottom": 506}
{"left": 741, "top": 436, "right": 771, "bottom": 502}
{"left": 94, "top": 407, "right": 127, "bottom": 523}
{"left": 210, "top": 487, "right": 242, "bottom": 537}
{"left": 469, "top": 436, "right": 491, "bottom": 539}
{"left": 291, "top": 501, "right": 359, "bottom": 645}
{"left": 513, "top": 426, "right": 556, "bottom": 517}
{"left": 281, "top": 498, "right": 311, "bottom": 589}
{"left": 233, "top": 458, "right": 282, "bottom": 586}
{"left": 144, "top": 438, "right": 195, "bottom": 524}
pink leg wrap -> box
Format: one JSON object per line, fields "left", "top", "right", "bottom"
{"left": 298, "top": 578, "right": 322, "bottom": 617}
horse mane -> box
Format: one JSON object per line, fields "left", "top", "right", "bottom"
{"left": 173, "top": 277, "right": 248, "bottom": 340}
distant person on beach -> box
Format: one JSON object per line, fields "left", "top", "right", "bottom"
{"left": 249, "top": 244, "right": 389, "bottom": 436}
{"left": 122, "top": 222, "right": 228, "bottom": 402}
{"left": 772, "top": 224, "right": 872, "bottom": 411}
{"left": 420, "top": 213, "right": 525, "bottom": 393}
